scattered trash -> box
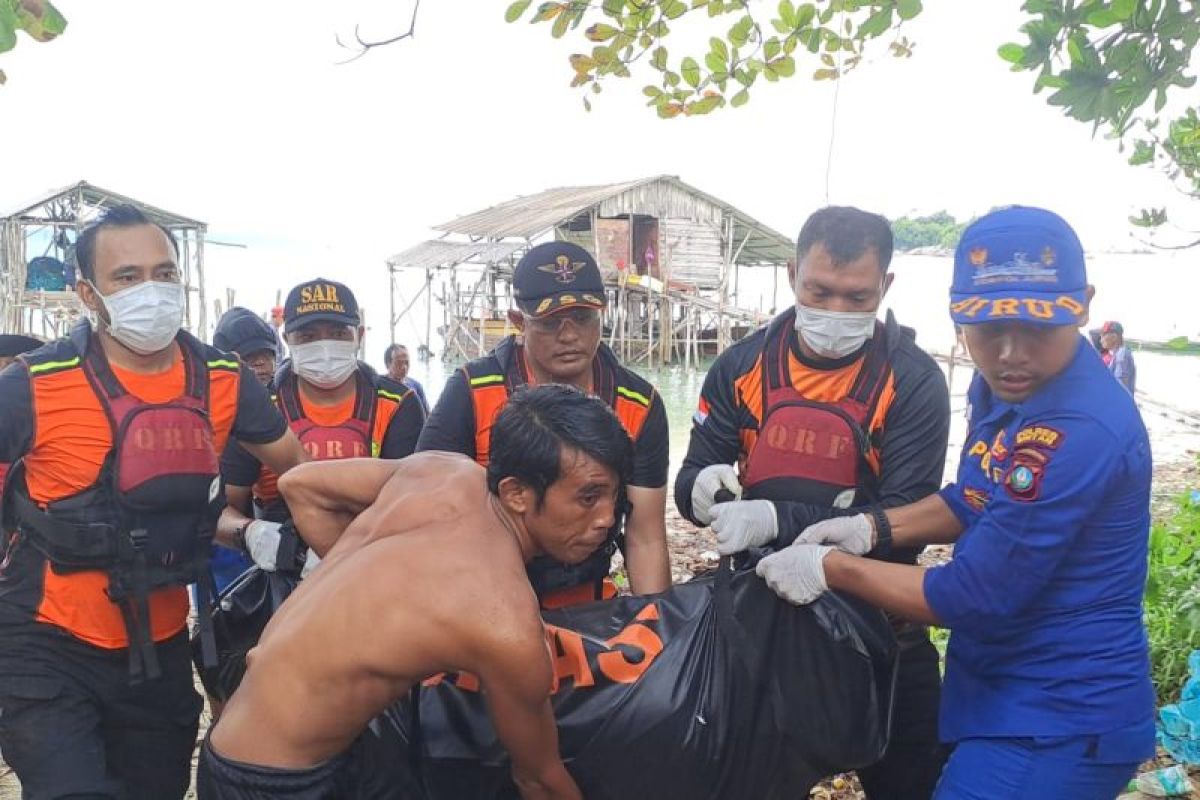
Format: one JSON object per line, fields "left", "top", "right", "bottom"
{"left": 1158, "top": 650, "right": 1200, "bottom": 764}
{"left": 1128, "top": 764, "right": 1193, "bottom": 797}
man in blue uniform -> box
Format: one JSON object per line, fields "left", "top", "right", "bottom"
{"left": 757, "top": 206, "right": 1155, "bottom": 798}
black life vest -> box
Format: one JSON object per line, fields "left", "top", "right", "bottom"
{"left": 742, "top": 307, "right": 891, "bottom": 508}
{"left": 9, "top": 327, "right": 225, "bottom": 681}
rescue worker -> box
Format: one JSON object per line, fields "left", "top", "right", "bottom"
{"left": 775, "top": 206, "right": 1154, "bottom": 798}
{"left": 200, "top": 385, "right": 630, "bottom": 800}
{"left": 208, "top": 307, "right": 281, "bottom": 594}
{"left": 0, "top": 334, "right": 43, "bottom": 497}
{"left": 675, "top": 206, "right": 951, "bottom": 798}
{"left": 384, "top": 341, "right": 429, "bottom": 410}
{"left": 219, "top": 278, "right": 426, "bottom": 575}
{"left": 0, "top": 204, "right": 306, "bottom": 799}
{"left": 213, "top": 306, "right": 280, "bottom": 391}
{"left": 417, "top": 241, "right": 671, "bottom": 606}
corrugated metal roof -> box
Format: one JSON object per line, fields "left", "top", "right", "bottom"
{"left": 434, "top": 178, "right": 657, "bottom": 240}
{"left": 1, "top": 180, "right": 207, "bottom": 229}
{"left": 432, "top": 175, "right": 793, "bottom": 264}
{"left": 386, "top": 239, "right": 523, "bottom": 271}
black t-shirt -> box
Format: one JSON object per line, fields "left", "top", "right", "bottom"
{"left": 417, "top": 340, "right": 669, "bottom": 490}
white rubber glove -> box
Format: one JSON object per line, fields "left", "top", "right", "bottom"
{"left": 755, "top": 543, "right": 833, "bottom": 605}
{"left": 796, "top": 514, "right": 875, "bottom": 556}
{"left": 300, "top": 549, "right": 322, "bottom": 579}
{"left": 690, "top": 463, "right": 742, "bottom": 525}
{"left": 243, "top": 520, "right": 283, "bottom": 572}
{"left": 710, "top": 500, "right": 778, "bottom": 555}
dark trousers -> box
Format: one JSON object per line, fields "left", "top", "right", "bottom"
{"left": 857, "top": 635, "right": 949, "bottom": 800}
{"left": 0, "top": 623, "right": 202, "bottom": 800}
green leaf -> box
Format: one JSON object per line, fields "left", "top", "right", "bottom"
{"left": 859, "top": 8, "right": 894, "bottom": 38}
{"left": 813, "top": 67, "right": 839, "bottom": 80}
{"left": 663, "top": 0, "right": 689, "bottom": 20}
{"left": 551, "top": 10, "right": 571, "bottom": 38}
{"left": 997, "top": 43, "right": 1025, "bottom": 64}
{"left": 764, "top": 37, "right": 782, "bottom": 60}
{"left": 681, "top": 56, "right": 701, "bottom": 87}
{"left": 706, "top": 51, "right": 726, "bottom": 73}
{"left": 504, "top": 0, "right": 533, "bottom": 23}
{"left": 532, "top": 2, "right": 563, "bottom": 23}
{"left": 770, "top": 55, "right": 796, "bottom": 77}
{"left": 0, "top": 8, "right": 16, "bottom": 54}
{"left": 651, "top": 46, "right": 669, "bottom": 70}
{"left": 731, "top": 88, "right": 750, "bottom": 107}
{"left": 687, "top": 94, "right": 724, "bottom": 115}
{"left": 1110, "top": 0, "right": 1137, "bottom": 20}
{"left": 778, "top": 0, "right": 797, "bottom": 28}
{"left": 586, "top": 23, "right": 619, "bottom": 41}
{"left": 795, "top": 3, "right": 816, "bottom": 28}
{"left": 896, "top": 0, "right": 922, "bottom": 21}
{"left": 710, "top": 36, "right": 728, "bottom": 61}
{"left": 1084, "top": 8, "right": 1121, "bottom": 27}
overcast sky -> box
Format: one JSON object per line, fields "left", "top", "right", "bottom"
{"left": 0, "top": 0, "right": 1189, "bottom": 344}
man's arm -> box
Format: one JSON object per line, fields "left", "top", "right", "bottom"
{"left": 886, "top": 492, "right": 965, "bottom": 548}
{"left": 824, "top": 555, "right": 942, "bottom": 625}
{"left": 379, "top": 390, "right": 426, "bottom": 459}
{"left": 215, "top": 442, "right": 262, "bottom": 549}
{"left": 277, "top": 459, "right": 404, "bottom": 557}
{"left": 230, "top": 362, "right": 307, "bottom": 477}
{"left": 624, "top": 395, "right": 670, "bottom": 594}
{"left": 674, "top": 354, "right": 747, "bottom": 524}
{"left": 0, "top": 363, "right": 34, "bottom": 468}
{"left": 774, "top": 362, "right": 951, "bottom": 547}
{"left": 480, "top": 625, "right": 583, "bottom": 800}
{"left": 625, "top": 486, "right": 669, "bottom": 593}
{"left": 416, "top": 368, "right": 477, "bottom": 456}
{"left": 240, "top": 432, "right": 307, "bottom": 481}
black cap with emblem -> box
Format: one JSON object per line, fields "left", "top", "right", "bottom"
{"left": 513, "top": 242, "right": 607, "bottom": 318}
{"left": 283, "top": 278, "right": 361, "bottom": 334}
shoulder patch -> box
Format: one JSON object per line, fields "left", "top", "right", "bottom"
{"left": 1003, "top": 447, "right": 1049, "bottom": 502}
{"left": 1014, "top": 425, "right": 1064, "bottom": 450}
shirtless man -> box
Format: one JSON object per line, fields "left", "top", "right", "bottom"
{"left": 198, "top": 384, "right": 633, "bottom": 799}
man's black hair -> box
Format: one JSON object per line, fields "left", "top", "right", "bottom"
{"left": 487, "top": 384, "right": 633, "bottom": 507}
{"left": 797, "top": 206, "right": 894, "bottom": 272}
{"left": 75, "top": 204, "right": 179, "bottom": 283}
{"left": 383, "top": 343, "right": 408, "bottom": 366}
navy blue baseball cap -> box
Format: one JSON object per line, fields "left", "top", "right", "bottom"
{"left": 513, "top": 242, "right": 607, "bottom": 318}
{"left": 949, "top": 206, "right": 1089, "bottom": 327}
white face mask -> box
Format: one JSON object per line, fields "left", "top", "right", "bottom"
{"left": 290, "top": 339, "right": 359, "bottom": 389}
{"left": 795, "top": 303, "right": 877, "bottom": 359}
{"left": 92, "top": 280, "right": 185, "bottom": 355}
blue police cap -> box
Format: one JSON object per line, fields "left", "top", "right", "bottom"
{"left": 949, "top": 206, "right": 1088, "bottom": 327}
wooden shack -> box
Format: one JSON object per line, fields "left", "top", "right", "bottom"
{"left": 387, "top": 175, "right": 794, "bottom": 366}
{"left": 0, "top": 181, "right": 208, "bottom": 339}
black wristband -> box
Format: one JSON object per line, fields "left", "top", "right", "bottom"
{"left": 869, "top": 505, "right": 893, "bottom": 555}
{"left": 233, "top": 520, "right": 251, "bottom": 552}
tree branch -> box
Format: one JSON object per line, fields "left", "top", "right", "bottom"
{"left": 336, "top": 0, "right": 421, "bottom": 65}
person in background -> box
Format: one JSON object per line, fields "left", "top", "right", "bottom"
{"left": 214, "top": 307, "right": 280, "bottom": 391}
{"left": 774, "top": 206, "right": 1154, "bottom": 799}
{"left": 418, "top": 241, "right": 671, "bottom": 608}
{"left": 1101, "top": 320, "right": 1136, "bottom": 394}
{"left": 675, "top": 206, "right": 950, "bottom": 799}
{"left": 385, "top": 341, "right": 429, "bottom": 411}
{"left": 201, "top": 308, "right": 283, "bottom": 603}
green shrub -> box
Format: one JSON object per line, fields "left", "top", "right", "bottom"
{"left": 1146, "top": 492, "right": 1200, "bottom": 703}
